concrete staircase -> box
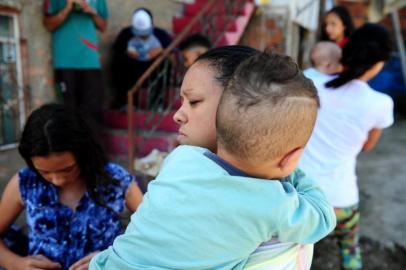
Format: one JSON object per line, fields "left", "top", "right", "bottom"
{"left": 173, "top": 0, "right": 255, "bottom": 46}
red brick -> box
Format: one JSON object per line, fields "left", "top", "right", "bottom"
{"left": 265, "top": 18, "right": 276, "bottom": 29}
{"left": 398, "top": 6, "right": 406, "bottom": 17}
{"left": 270, "top": 30, "right": 283, "bottom": 45}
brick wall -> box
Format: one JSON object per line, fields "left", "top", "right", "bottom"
{"left": 239, "top": 8, "right": 287, "bottom": 54}
{"left": 379, "top": 6, "right": 406, "bottom": 47}
{"left": 337, "top": 0, "right": 369, "bottom": 27}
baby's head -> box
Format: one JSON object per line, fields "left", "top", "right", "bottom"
{"left": 173, "top": 45, "right": 260, "bottom": 152}
{"left": 132, "top": 9, "right": 153, "bottom": 39}
{"left": 179, "top": 33, "right": 211, "bottom": 68}
{"left": 216, "top": 52, "right": 319, "bottom": 179}
{"left": 310, "top": 41, "right": 342, "bottom": 75}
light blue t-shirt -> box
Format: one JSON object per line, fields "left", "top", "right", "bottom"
{"left": 127, "top": 33, "right": 162, "bottom": 62}
{"left": 90, "top": 146, "right": 335, "bottom": 270}
{"left": 44, "top": 0, "right": 108, "bottom": 69}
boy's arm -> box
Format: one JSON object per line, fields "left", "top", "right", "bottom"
{"left": 276, "top": 169, "right": 336, "bottom": 244}
{"left": 362, "top": 128, "right": 382, "bottom": 152}
{"left": 43, "top": 0, "right": 75, "bottom": 32}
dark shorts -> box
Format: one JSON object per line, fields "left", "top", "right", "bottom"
{"left": 54, "top": 69, "right": 104, "bottom": 123}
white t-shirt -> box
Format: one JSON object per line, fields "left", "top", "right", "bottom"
{"left": 299, "top": 79, "right": 394, "bottom": 208}
{"left": 303, "top": 67, "right": 334, "bottom": 88}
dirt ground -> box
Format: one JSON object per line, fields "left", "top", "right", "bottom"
{"left": 312, "top": 236, "right": 406, "bottom": 269}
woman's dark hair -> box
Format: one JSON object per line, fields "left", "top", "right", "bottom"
{"left": 326, "top": 23, "right": 392, "bottom": 88}
{"left": 179, "top": 33, "right": 211, "bottom": 51}
{"left": 196, "top": 45, "right": 261, "bottom": 88}
{"left": 18, "top": 104, "right": 115, "bottom": 207}
{"left": 321, "top": 6, "right": 355, "bottom": 41}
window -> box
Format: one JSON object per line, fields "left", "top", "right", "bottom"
{"left": 0, "top": 12, "right": 24, "bottom": 149}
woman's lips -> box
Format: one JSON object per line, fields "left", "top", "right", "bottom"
{"left": 176, "top": 131, "right": 187, "bottom": 143}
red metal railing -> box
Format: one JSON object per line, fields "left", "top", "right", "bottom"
{"left": 127, "top": 0, "right": 251, "bottom": 173}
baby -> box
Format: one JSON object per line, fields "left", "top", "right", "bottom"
{"left": 304, "top": 41, "right": 343, "bottom": 86}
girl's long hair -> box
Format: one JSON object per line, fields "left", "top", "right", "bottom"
{"left": 326, "top": 23, "right": 392, "bottom": 89}
{"left": 18, "top": 104, "right": 116, "bottom": 207}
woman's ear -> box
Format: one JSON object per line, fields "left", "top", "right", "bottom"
{"left": 278, "top": 147, "right": 304, "bottom": 175}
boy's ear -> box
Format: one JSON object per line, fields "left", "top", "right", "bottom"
{"left": 336, "top": 63, "right": 344, "bottom": 73}
{"left": 278, "top": 147, "right": 304, "bottom": 173}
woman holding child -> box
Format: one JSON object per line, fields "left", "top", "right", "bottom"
{"left": 0, "top": 104, "right": 143, "bottom": 270}
{"left": 300, "top": 23, "right": 394, "bottom": 270}
{"left": 89, "top": 47, "right": 336, "bottom": 269}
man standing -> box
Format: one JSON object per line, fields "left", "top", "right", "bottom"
{"left": 43, "top": 0, "right": 108, "bottom": 123}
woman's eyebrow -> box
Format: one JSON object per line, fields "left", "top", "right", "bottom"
{"left": 182, "top": 88, "right": 194, "bottom": 96}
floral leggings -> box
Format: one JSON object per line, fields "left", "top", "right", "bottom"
{"left": 334, "top": 204, "right": 362, "bottom": 270}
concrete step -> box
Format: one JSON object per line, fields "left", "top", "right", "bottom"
{"left": 103, "top": 110, "right": 179, "bottom": 132}
{"left": 103, "top": 128, "right": 177, "bottom": 158}
{"left": 219, "top": 2, "right": 255, "bottom": 46}
{"left": 173, "top": 1, "right": 255, "bottom": 46}
{"left": 130, "top": 88, "right": 181, "bottom": 111}
{"left": 173, "top": 15, "right": 238, "bottom": 35}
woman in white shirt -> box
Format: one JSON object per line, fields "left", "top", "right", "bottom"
{"left": 299, "top": 23, "right": 394, "bottom": 270}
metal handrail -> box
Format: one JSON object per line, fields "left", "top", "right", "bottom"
{"left": 127, "top": 0, "right": 216, "bottom": 172}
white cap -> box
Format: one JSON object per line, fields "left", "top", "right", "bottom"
{"left": 132, "top": 9, "right": 153, "bottom": 36}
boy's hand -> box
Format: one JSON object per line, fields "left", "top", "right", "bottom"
{"left": 15, "top": 255, "right": 61, "bottom": 270}
{"left": 65, "top": 0, "right": 80, "bottom": 11}
{"left": 80, "top": 1, "right": 97, "bottom": 16}
{"left": 148, "top": 47, "right": 163, "bottom": 60}
{"left": 127, "top": 49, "right": 140, "bottom": 59}
{"left": 69, "top": 252, "right": 99, "bottom": 270}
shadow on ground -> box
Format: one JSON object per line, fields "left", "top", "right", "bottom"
{"left": 312, "top": 236, "right": 406, "bottom": 270}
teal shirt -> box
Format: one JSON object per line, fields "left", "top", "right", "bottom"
{"left": 45, "top": 0, "right": 108, "bottom": 69}
{"left": 90, "top": 146, "right": 336, "bottom": 270}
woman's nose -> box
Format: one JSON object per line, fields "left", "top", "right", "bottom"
{"left": 173, "top": 108, "right": 187, "bottom": 125}
{"left": 49, "top": 173, "right": 62, "bottom": 182}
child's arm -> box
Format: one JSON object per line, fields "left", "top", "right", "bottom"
{"left": 362, "top": 128, "right": 383, "bottom": 152}
{"left": 125, "top": 182, "right": 144, "bottom": 212}
{"left": 126, "top": 40, "right": 140, "bottom": 59}
{"left": 146, "top": 36, "right": 163, "bottom": 60}
{"left": 0, "top": 174, "right": 61, "bottom": 270}
{"left": 276, "top": 169, "right": 336, "bottom": 244}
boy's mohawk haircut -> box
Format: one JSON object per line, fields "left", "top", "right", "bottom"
{"left": 216, "top": 51, "right": 319, "bottom": 163}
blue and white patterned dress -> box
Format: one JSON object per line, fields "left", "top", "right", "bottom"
{"left": 7, "top": 163, "right": 134, "bottom": 270}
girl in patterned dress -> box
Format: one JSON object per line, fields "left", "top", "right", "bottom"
{"left": 0, "top": 104, "right": 143, "bottom": 270}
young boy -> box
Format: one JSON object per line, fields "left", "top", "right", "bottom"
{"left": 90, "top": 52, "right": 336, "bottom": 270}
{"left": 179, "top": 33, "right": 211, "bottom": 68}
{"left": 127, "top": 9, "right": 163, "bottom": 61}
{"left": 304, "top": 41, "right": 343, "bottom": 87}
